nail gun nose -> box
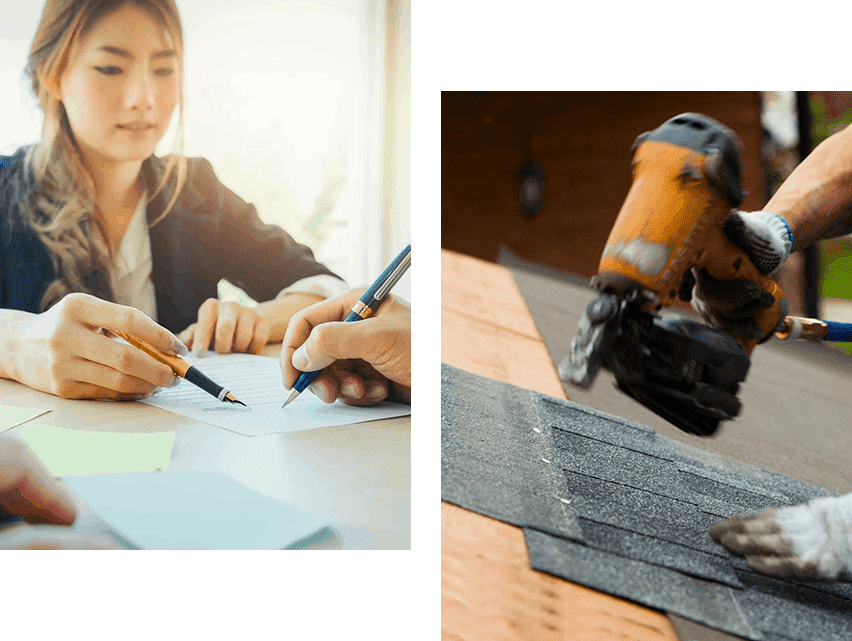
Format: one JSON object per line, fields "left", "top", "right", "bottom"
{"left": 593, "top": 270, "right": 661, "bottom": 310}
{"left": 586, "top": 295, "right": 618, "bottom": 324}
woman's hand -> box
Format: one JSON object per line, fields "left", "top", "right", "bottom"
{"left": 281, "top": 289, "right": 411, "bottom": 406}
{"left": 178, "top": 298, "right": 272, "bottom": 355}
{"left": 6, "top": 293, "right": 184, "bottom": 400}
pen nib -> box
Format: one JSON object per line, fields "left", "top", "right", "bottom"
{"left": 224, "top": 392, "right": 249, "bottom": 409}
{"left": 282, "top": 388, "right": 300, "bottom": 409}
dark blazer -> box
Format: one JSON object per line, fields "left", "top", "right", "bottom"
{"left": 0, "top": 147, "right": 342, "bottom": 333}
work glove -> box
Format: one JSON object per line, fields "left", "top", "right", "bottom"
{"left": 682, "top": 210, "right": 793, "bottom": 341}
{"left": 709, "top": 493, "right": 852, "bottom": 582}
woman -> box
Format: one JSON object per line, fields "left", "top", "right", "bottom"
{"left": 0, "top": 0, "right": 346, "bottom": 401}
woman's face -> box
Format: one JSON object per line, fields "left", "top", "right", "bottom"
{"left": 58, "top": 3, "right": 179, "bottom": 165}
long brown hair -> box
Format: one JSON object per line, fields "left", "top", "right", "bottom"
{"left": 22, "top": 0, "right": 188, "bottom": 311}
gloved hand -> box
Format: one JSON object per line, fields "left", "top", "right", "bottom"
{"left": 683, "top": 210, "right": 793, "bottom": 341}
{"left": 709, "top": 493, "right": 852, "bottom": 582}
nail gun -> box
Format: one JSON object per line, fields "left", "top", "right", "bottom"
{"left": 558, "top": 113, "right": 788, "bottom": 437}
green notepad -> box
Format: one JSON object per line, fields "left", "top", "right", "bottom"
{"left": 63, "top": 471, "right": 332, "bottom": 550}
{"left": 17, "top": 425, "right": 175, "bottom": 476}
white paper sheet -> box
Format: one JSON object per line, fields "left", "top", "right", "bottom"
{"left": 140, "top": 352, "right": 410, "bottom": 436}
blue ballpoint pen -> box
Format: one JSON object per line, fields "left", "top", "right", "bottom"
{"left": 282, "top": 244, "right": 411, "bottom": 408}
{"left": 0, "top": 510, "right": 22, "bottom": 528}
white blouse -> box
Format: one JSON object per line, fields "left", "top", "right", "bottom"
{"left": 109, "top": 191, "right": 347, "bottom": 322}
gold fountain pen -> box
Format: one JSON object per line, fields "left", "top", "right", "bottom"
{"left": 110, "top": 329, "right": 248, "bottom": 407}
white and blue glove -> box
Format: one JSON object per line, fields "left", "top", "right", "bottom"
{"left": 710, "top": 493, "right": 852, "bottom": 582}
{"left": 686, "top": 210, "right": 793, "bottom": 341}
{"left": 721, "top": 210, "right": 794, "bottom": 274}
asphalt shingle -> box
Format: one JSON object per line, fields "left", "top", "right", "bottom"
{"left": 440, "top": 363, "right": 852, "bottom": 641}
{"left": 524, "top": 528, "right": 760, "bottom": 639}
{"left": 441, "top": 363, "right": 583, "bottom": 541}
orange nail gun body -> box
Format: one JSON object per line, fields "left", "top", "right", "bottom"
{"left": 560, "top": 113, "right": 788, "bottom": 436}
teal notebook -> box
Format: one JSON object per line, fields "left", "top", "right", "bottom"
{"left": 63, "top": 471, "right": 332, "bottom": 550}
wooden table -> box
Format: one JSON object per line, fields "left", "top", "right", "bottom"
{"left": 1, "top": 344, "right": 410, "bottom": 550}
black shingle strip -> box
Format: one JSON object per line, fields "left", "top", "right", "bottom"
{"left": 537, "top": 397, "right": 816, "bottom": 519}
{"left": 539, "top": 418, "right": 743, "bottom": 586}
{"left": 524, "top": 528, "right": 762, "bottom": 640}
{"left": 536, "top": 392, "right": 834, "bottom": 509}
{"left": 578, "top": 518, "right": 743, "bottom": 588}
{"left": 441, "top": 364, "right": 583, "bottom": 541}
{"left": 533, "top": 392, "right": 659, "bottom": 439}
{"left": 563, "top": 471, "right": 726, "bottom": 556}
{"left": 677, "top": 467, "right": 790, "bottom": 514}
{"left": 548, "top": 429, "right": 770, "bottom": 518}
{"left": 674, "top": 454, "right": 835, "bottom": 510}
{"left": 442, "top": 458, "right": 580, "bottom": 539}
{"left": 538, "top": 395, "right": 789, "bottom": 495}
{"left": 733, "top": 571, "right": 852, "bottom": 641}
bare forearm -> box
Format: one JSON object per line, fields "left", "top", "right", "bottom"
{"left": 0, "top": 310, "right": 34, "bottom": 381}
{"left": 255, "top": 293, "right": 325, "bottom": 342}
{"left": 766, "top": 124, "right": 852, "bottom": 252}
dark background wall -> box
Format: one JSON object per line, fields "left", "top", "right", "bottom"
{"left": 441, "top": 92, "right": 765, "bottom": 279}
